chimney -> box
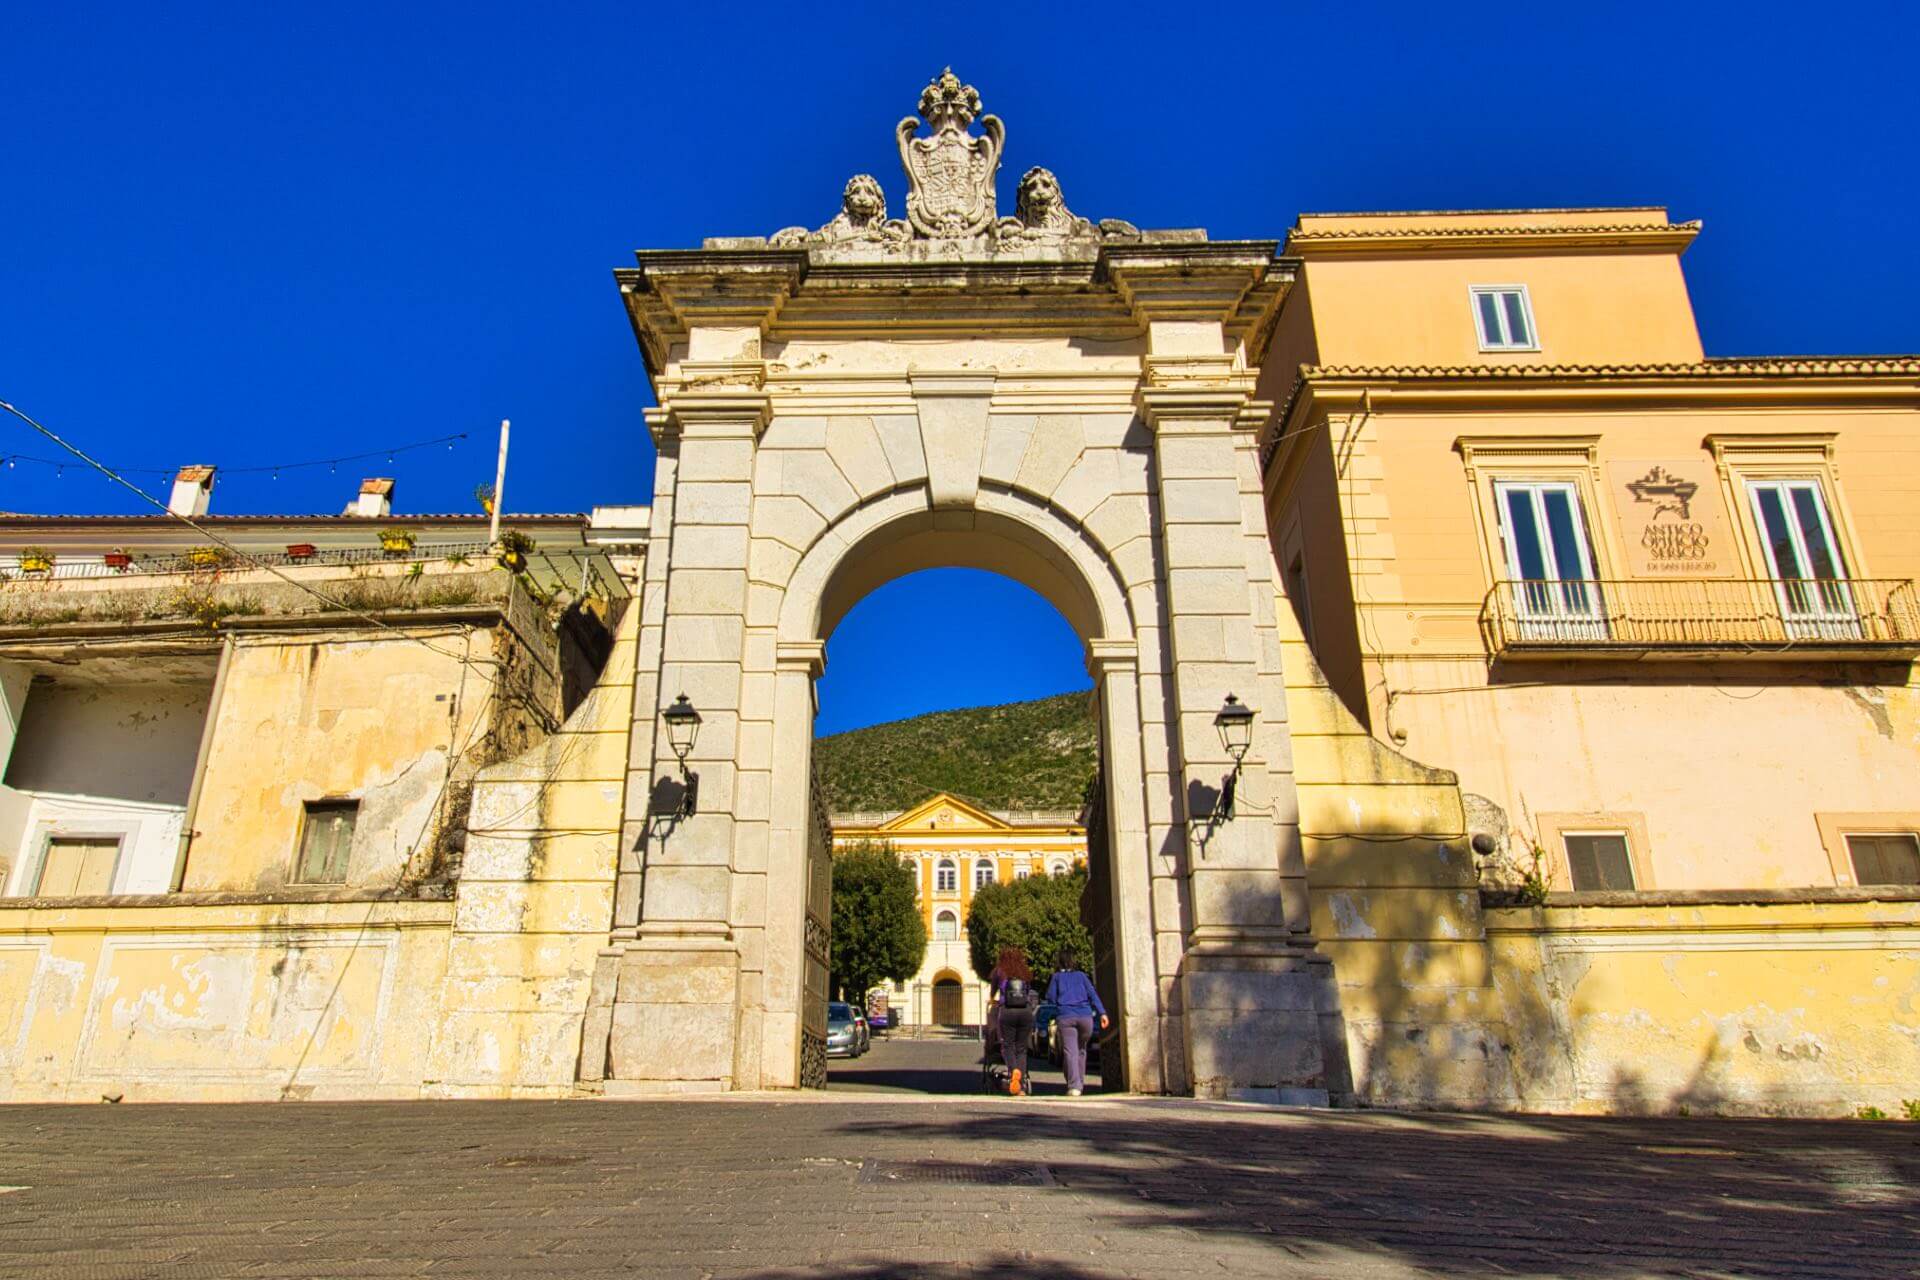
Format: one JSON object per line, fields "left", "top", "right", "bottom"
{"left": 354, "top": 477, "right": 394, "bottom": 519}
{"left": 168, "top": 465, "right": 215, "bottom": 517}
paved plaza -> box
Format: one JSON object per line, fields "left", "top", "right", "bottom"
{"left": 0, "top": 1035, "right": 1914, "bottom": 1279}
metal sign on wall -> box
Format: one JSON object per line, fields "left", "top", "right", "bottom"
{"left": 1608, "top": 461, "right": 1728, "bottom": 576}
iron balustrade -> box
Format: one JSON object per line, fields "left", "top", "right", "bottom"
{"left": 1480, "top": 577, "right": 1920, "bottom": 653}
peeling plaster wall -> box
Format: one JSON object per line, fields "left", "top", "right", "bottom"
{"left": 182, "top": 625, "right": 517, "bottom": 893}
{"left": 424, "top": 602, "right": 638, "bottom": 1097}
{"left": 0, "top": 897, "right": 453, "bottom": 1102}
{"left": 1487, "top": 897, "right": 1920, "bottom": 1116}
{"left": 2, "top": 678, "right": 212, "bottom": 896}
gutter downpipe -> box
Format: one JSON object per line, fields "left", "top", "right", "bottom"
{"left": 171, "top": 632, "right": 236, "bottom": 892}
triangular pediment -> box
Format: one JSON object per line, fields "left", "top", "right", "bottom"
{"left": 878, "top": 792, "right": 1010, "bottom": 833}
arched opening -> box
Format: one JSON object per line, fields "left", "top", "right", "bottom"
{"left": 931, "top": 971, "right": 965, "bottom": 1027}
{"left": 786, "top": 496, "right": 1158, "bottom": 1097}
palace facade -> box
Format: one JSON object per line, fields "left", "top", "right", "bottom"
{"left": 831, "top": 793, "right": 1085, "bottom": 1026}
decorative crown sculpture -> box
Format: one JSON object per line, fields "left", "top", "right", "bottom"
{"left": 917, "top": 67, "right": 983, "bottom": 132}
{"left": 768, "top": 69, "right": 1140, "bottom": 250}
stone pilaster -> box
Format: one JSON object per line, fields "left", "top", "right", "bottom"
{"left": 1137, "top": 350, "right": 1330, "bottom": 1104}
{"left": 605, "top": 373, "right": 768, "bottom": 1092}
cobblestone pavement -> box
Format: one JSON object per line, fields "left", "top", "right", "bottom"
{"left": 828, "top": 1027, "right": 1103, "bottom": 1096}
{"left": 1, "top": 1086, "right": 1915, "bottom": 1278}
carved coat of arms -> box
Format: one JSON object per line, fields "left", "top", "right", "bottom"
{"left": 896, "top": 68, "right": 1003, "bottom": 239}
{"left": 767, "top": 69, "right": 1140, "bottom": 251}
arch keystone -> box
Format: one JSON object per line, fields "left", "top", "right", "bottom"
{"left": 909, "top": 372, "right": 995, "bottom": 509}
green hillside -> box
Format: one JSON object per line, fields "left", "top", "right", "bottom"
{"left": 815, "top": 690, "right": 1099, "bottom": 813}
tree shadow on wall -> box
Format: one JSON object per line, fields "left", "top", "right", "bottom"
{"left": 819, "top": 1105, "right": 1920, "bottom": 1278}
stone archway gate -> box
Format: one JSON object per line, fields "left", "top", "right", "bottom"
{"left": 590, "top": 70, "right": 1341, "bottom": 1100}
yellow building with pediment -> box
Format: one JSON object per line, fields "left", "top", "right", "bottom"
{"left": 831, "top": 793, "right": 1085, "bottom": 1027}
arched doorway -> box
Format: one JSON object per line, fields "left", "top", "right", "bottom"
{"left": 931, "top": 971, "right": 965, "bottom": 1026}
{"left": 771, "top": 494, "right": 1158, "bottom": 1093}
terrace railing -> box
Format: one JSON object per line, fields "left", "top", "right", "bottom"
{"left": 1481, "top": 577, "right": 1920, "bottom": 656}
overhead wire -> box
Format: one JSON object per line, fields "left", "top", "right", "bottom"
{"left": 0, "top": 396, "right": 559, "bottom": 733}
{"left": 0, "top": 432, "right": 467, "bottom": 479}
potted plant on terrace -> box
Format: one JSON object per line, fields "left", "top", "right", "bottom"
{"left": 496, "top": 529, "right": 533, "bottom": 574}
{"left": 285, "top": 542, "right": 317, "bottom": 562}
{"left": 378, "top": 527, "right": 418, "bottom": 556}
{"left": 18, "top": 546, "right": 54, "bottom": 574}
{"left": 186, "top": 545, "right": 230, "bottom": 569}
{"left": 104, "top": 547, "right": 133, "bottom": 570}
{"left": 475, "top": 483, "right": 496, "bottom": 515}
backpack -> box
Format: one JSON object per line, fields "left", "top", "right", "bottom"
{"left": 1002, "top": 976, "right": 1032, "bottom": 1010}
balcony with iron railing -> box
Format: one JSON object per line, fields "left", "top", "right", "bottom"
{"left": 1481, "top": 577, "right": 1920, "bottom": 658}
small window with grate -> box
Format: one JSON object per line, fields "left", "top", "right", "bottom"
{"left": 1471, "top": 285, "right": 1538, "bottom": 351}
{"left": 295, "top": 801, "right": 358, "bottom": 884}
{"left": 1564, "top": 831, "right": 1635, "bottom": 892}
{"left": 1845, "top": 833, "right": 1920, "bottom": 886}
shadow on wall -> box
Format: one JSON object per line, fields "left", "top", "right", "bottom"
{"left": 826, "top": 1108, "right": 1920, "bottom": 1278}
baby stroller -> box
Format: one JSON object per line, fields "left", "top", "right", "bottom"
{"left": 979, "top": 1012, "right": 1010, "bottom": 1094}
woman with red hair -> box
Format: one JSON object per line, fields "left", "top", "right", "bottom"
{"left": 988, "top": 946, "right": 1037, "bottom": 1095}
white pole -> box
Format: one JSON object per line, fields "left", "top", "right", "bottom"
{"left": 487, "top": 418, "right": 510, "bottom": 546}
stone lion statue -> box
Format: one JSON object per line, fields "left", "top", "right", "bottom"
{"left": 772, "top": 174, "right": 910, "bottom": 247}
{"left": 995, "top": 167, "right": 1093, "bottom": 242}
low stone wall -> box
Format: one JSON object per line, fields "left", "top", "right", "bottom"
{"left": 0, "top": 893, "right": 454, "bottom": 1102}
{"left": 1487, "top": 892, "right": 1920, "bottom": 1117}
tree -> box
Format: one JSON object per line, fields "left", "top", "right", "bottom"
{"left": 965, "top": 868, "right": 1094, "bottom": 992}
{"left": 829, "top": 840, "right": 926, "bottom": 1003}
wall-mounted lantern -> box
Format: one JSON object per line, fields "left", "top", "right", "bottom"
{"left": 1214, "top": 694, "right": 1254, "bottom": 764}
{"left": 662, "top": 693, "right": 702, "bottom": 763}
{"left": 1207, "top": 694, "right": 1256, "bottom": 825}
{"left": 651, "top": 693, "right": 702, "bottom": 825}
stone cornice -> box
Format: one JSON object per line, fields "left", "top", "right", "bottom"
{"left": 616, "top": 240, "right": 1295, "bottom": 392}
{"left": 1285, "top": 221, "right": 1701, "bottom": 257}
{"left": 1261, "top": 358, "right": 1920, "bottom": 471}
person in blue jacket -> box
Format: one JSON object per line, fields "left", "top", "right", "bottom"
{"left": 1044, "top": 948, "right": 1107, "bottom": 1096}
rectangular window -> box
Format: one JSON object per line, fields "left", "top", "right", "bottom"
{"left": 1471, "top": 286, "right": 1538, "bottom": 351}
{"left": 973, "top": 860, "right": 994, "bottom": 889}
{"left": 1745, "top": 479, "right": 1855, "bottom": 635}
{"left": 295, "top": 801, "right": 358, "bottom": 884}
{"left": 1495, "top": 480, "right": 1604, "bottom": 636}
{"left": 1845, "top": 833, "right": 1920, "bottom": 886}
{"left": 34, "top": 837, "right": 121, "bottom": 897}
{"left": 1564, "top": 832, "right": 1635, "bottom": 892}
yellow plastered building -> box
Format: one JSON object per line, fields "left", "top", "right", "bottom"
{"left": 831, "top": 792, "right": 1085, "bottom": 1026}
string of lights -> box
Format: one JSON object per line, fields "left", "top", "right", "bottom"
{"left": 0, "top": 432, "right": 467, "bottom": 480}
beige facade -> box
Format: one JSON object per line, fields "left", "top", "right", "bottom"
{"left": 832, "top": 793, "right": 1085, "bottom": 1026}
{"left": 1, "top": 81, "right": 1914, "bottom": 1116}
{"left": 1258, "top": 208, "right": 1920, "bottom": 895}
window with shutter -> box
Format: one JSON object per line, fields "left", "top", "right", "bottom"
{"left": 1845, "top": 833, "right": 1920, "bottom": 886}
{"left": 1564, "top": 832, "right": 1636, "bottom": 892}
{"left": 295, "top": 801, "right": 358, "bottom": 884}
{"left": 35, "top": 837, "right": 121, "bottom": 896}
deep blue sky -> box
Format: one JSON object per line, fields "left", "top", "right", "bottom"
{"left": 6, "top": 4, "right": 1916, "bottom": 730}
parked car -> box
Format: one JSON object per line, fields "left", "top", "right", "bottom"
{"left": 827, "top": 1001, "right": 867, "bottom": 1058}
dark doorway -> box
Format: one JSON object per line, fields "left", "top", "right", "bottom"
{"left": 932, "top": 977, "right": 964, "bottom": 1026}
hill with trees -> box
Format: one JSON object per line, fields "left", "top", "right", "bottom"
{"left": 815, "top": 690, "right": 1098, "bottom": 813}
